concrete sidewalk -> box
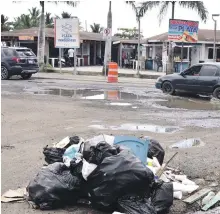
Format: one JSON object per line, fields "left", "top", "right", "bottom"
{"left": 50, "top": 66, "right": 165, "bottom": 79}
{"left": 35, "top": 72, "right": 157, "bottom": 86}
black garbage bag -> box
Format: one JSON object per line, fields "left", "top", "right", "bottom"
{"left": 118, "top": 194, "right": 156, "bottom": 214}
{"left": 148, "top": 139, "right": 165, "bottom": 165}
{"left": 27, "top": 162, "right": 82, "bottom": 210}
{"left": 84, "top": 142, "right": 120, "bottom": 165}
{"left": 86, "top": 149, "right": 154, "bottom": 211}
{"left": 69, "top": 136, "right": 80, "bottom": 145}
{"left": 43, "top": 146, "right": 66, "bottom": 164}
{"left": 151, "top": 180, "right": 173, "bottom": 214}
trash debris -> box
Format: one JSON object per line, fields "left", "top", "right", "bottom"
{"left": 53, "top": 136, "right": 70, "bottom": 148}
{"left": 1, "top": 188, "right": 26, "bottom": 203}
{"left": 63, "top": 144, "right": 81, "bottom": 159}
{"left": 202, "top": 192, "right": 215, "bottom": 206}
{"left": 82, "top": 159, "right": 97, "bottom": 181}
{"left": 173, "top": 182, "right": 199, "bottom": 194}
{"left": 151, "top": 181, "right": 173, "bottom": 214}
{"left": 7, "top": 134, "right": 217, "bottom": 213}
{"left": 114, "top": 136, "right": 149, "bottom": 164}
{"left": 86, "top": 149, "right": 154, "bottom": 211}
{"left": 183, "top": 188, "right": 212, "bottom": 204}
{"left": 84, "top": 142, "right": 120, "bottom": 165}
{"left": 173, "top": 191, "right": 183, "bottom": 200}
{"left": 27, "top": 163, "right": 82, "bottom": 210}
{"left": 53, "top": 136, "right": 82, "bottom": 149}
{"left": 43, "top": 146, "right": 66, "bottom": 164}
{"left": 147, "top": 139, "right": 165, "bottom": 165}
{"left": 202, "top": 191, "right": 220, "bottom": 211}
{"left": 118, "top": 194, "right": 156, "bottom": 214}
{"left": 156, "top": 152, "right": 178, "bottom": 178}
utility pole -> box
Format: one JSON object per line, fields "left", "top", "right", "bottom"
{"left": 103, "top": 1, "right": 112, "bottom": 76}
{"left": 212, "top": 14, "right": 220, "bottom": 62}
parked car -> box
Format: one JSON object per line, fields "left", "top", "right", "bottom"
{"left": 155, "top": 62, "right": 220, "bottom": 99}
{"left": 1, "top": 46, "right": 39, "bottom": 80}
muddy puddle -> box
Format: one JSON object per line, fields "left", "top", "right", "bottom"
{"left": 24, "top": 88, "right": 148, "bottom": 101}
{"left": 170, "top": 138, "right": 205, "bottom": 148}
{"left": 24, "top": 87, "right": 220, "bottom": 111}
{"left": 89, "top": 123, "right": 180, "bottom": 133}
{"left": 157, "top": 96, "right": 220, "bottom": 111}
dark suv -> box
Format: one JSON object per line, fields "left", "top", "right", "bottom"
{"left": 1, "top": 46, "right": 39, "bottom": 80}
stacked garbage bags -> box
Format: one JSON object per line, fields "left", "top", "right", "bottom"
{"left": 27, "top": 135, "right": 173, "bottom": 213}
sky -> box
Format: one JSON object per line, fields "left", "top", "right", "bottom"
{"left": 1, "top": 0, "right": 220, "bottom": 38}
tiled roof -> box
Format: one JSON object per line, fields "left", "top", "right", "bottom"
{"left": 1, "top": 27, "right": 146, "bottom": 44}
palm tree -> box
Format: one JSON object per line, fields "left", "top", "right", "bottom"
{"left": 1, "top": 15, "right": 12, "bottom": 31}
{"left": 37, "top": 1, "right": 78, "bottom": 65}
{"left": 45, "top": 12, "right": 54, "bottom": 28}
{"left": 126, "top": 1, "right": 148, "bottom": 75}
{"left": 28, "top": 7, "right": 40, "bottom": 26}
{"left": 90, "top": 23, "right": 104, "bottom": 33}
{"left": 129, "top": 1, "right": 208, "bottom": 74}
{"left": 13, "top": 14, "right": 33, "bottom": 29}
{"left": 61, "top": 11, "right": 72, "bottom": 18}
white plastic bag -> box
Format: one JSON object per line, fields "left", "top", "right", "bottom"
{"left": 85, "top": 135, "right": 115, "bottom": 147}
{"left": 173, "top": 182, "right": 199, "bottom": 194}
{"left": 82, "top": 159, "right": 97, "bottom": 180}
{"left": 174, "top": 191, "right": 183, "bottom": 199}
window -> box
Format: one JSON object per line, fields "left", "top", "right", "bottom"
{"left": 208, "top": 48, "right": 213, "bottom": 59}
{"left": 3, "top": 48, "right": 15, "bottom": 56}
{"left": 16, "top": 49, "right": 35, "bottom": 57}
{"left": 208, "top": 47, "right": 220, "bottom": 60}
{"left": 184, "top": 65, "right": 202, "bottom": 76}
{"left": 199, "top": 65, "right": 218, "bottom": 76}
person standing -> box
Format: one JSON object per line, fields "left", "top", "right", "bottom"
{"left": 68, "top": 48, "right": 74, "bottom": 66}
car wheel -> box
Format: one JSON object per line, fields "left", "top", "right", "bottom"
{"left": 1, "top": 65, "right": 9, "bottom": 80}
{"left": 21, "top": 74, "right": 32, "bottom": 80}
{"left": 213, "top": 87, "right": 220, "bottom": 100}
{"left": 162, "top": 81, "right": 175, "bottom": 95}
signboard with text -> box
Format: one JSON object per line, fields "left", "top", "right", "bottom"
{"left": 54, "top": 18, "right": 80, "bottom": 48}
{"left": 19, "top": 36, "right": 34, "bottom": 41}
{"left": 168, "top": 19, "right": 199, "bottom": 43}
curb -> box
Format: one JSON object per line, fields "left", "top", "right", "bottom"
{"left": 43, "top": 70, "right": 162, "bottom": 80}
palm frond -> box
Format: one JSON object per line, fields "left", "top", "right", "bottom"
{"left": 157, "top": 1, "right": 169, "bottom": 25}
{"left": 179, "top": 1, "right": 208, "bottom": 23}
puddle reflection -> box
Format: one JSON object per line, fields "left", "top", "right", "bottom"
{"left": 89, "top": 123, "right": 180, "bottom": 133}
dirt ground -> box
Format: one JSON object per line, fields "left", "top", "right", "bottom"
{"left": 1, "top": 74, "right": 220, "bottom": 213}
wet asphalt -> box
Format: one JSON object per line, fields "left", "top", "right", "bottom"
{"left": 1, "top": 74, "right": 220, "bottom": 214}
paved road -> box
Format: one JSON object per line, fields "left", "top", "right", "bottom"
{"left": 2, "top": 74, "right": 220, "bottom": 214}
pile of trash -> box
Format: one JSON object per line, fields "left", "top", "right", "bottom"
{"left": 2, "top": 135, "right": 219, "bottom": 213}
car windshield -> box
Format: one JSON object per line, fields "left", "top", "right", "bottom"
{"left": 16, "top": 49, "right": 36, "bottom": 57}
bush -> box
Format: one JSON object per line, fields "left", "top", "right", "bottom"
{"left": 40, "top": 63, "right": 55, "bottom": 73}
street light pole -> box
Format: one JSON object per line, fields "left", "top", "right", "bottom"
{"left": 212, "top": 14, "right": 220, "bottom": 62}
{"left": 137, "top": 16, "right": 141, "bottom": 76}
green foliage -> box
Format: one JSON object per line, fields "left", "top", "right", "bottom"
{"left": 114, "top": 27, "right": 143, "bottom": 39}
{"left": 1, "top": 15, "right": 13, "bottom": 31}
{"left": 90, "top": 23, "right": 104, "bottom": 33}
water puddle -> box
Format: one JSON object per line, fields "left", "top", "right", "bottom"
{"left": 170, "top": 138, "right": 204, "bottom": 149}
{"left": 89, "top": 123, "right": 180, "bottom": 133}
{"left": 157, "top": 96, "right": 220, "bottom": 111}
{"left": 108, "top": 102, "right": 132, "bottom": 106}
{"left": 25, "top": 88, "right": 149, "bottom": 101}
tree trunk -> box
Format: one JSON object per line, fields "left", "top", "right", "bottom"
{"left": 137, "top": 17, "right": 141, "bottom": 76}
{"left": 38, "top": 1, "right": 45, "bottom": 66}
{"left": 171, "top": 1, "right": 175, "bottom": 19}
